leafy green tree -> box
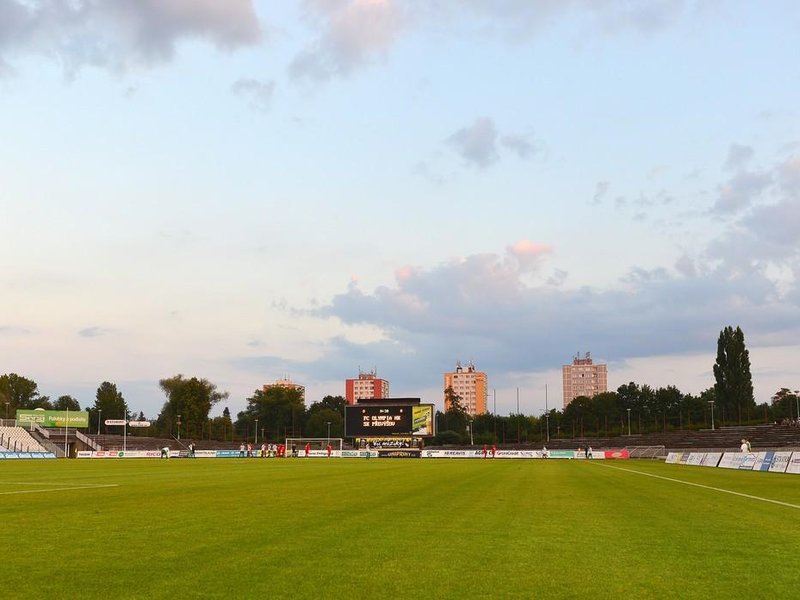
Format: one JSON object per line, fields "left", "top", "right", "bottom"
{"left": 592, "top": 391, "right": 620, "bottom": 435}
{"left": 0, "top": 373, "right": 42, "bottom": 413}
{"left": 157, "top": 375, "right": 228, "bottom": 439}
{"left": 92, "top": 382, "right": 128, "bottom": 434}
{"left": 315, "top": 395, "right": 346, "bottom": 416}
{"left": 306, "top": 408, "right": 343, "bottom": 439}
{"left": 679, "top": 393, "right": 707, "bottom": 428}
{"left": 434, "top": 430, "right": 463, "bottom": 445}
{"left": 563, "top": 395, "right": 592, "bottom": 436}
{"left": 209, "top": 407, "right": 234, "bottom": 441}
{"left": 713, "top": 326, "right": 755, "bottom": 424}
{"left": 305, "top": 396, "right": 345, "bottom": 438}
{"left": 444, "top": 386, "right": 465, "bottom": 413}
{"left": 699, "top": 387, "right": 717, "bottom": 428}
{"left": 236, "top": 385, "right": 305, "bottom": 442}
{"left": 654, "top": 386, "right": 682, "bottom": 431}
{"left": 771, "top": 388, "right": 799, "bottom": 421}
{"left": 472, "top": 412, "right": 498, "bottom": 443}
{"left": 53, "top": 395, "right": 81, "bottom": 411}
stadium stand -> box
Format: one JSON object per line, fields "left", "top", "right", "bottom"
{"left": 475, "top": 424, "right": 800, "bottom": 456}
{"left": 27, "top": 423, "right": 800, "bottom": 457}
{"left": 0, "top": 426, "right": 48, "bottom": 452}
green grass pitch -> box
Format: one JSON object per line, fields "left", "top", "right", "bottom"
{"left": 2, "top": 458, "right": 800, "bottom": 599}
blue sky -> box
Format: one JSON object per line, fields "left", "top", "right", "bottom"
{"left": 1, "top": 0, "right": 799, "bottom": 417}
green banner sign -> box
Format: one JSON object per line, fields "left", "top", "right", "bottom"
{"left": 16, "top": 410, "right": 89, "bottom": 428}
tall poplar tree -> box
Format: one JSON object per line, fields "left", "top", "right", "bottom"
{"left": 92, "top": 382, "right": 128, "bottom": 433}
{"left": 713, "top": 326, "right": 755, "bottom": 422}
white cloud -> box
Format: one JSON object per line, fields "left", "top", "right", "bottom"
{"left": 291, "top": 239, "right": 800, "bottom": 393}
{"left": 0, "top": 0, "right": 263, "bottom": 76}
{"left": 232, "top": 77, "right": 276, "bottom": 112}
{"left": 446, "top": 117, "right": 499, "bottom": 168}
{"left": 500, "top": 133, "right": 537, "bottom": 159}
{"left": 443, "top": 118, "right": 539, "bottom": 169}
{"left": 591, "top": 181, "right": 610, "bottom": 205}
{"left": 287, "top": 0, "right": 693, "bottom": 83}
{"left": 713, "top": 170, "right": 772, "bottom": 215}
{"left": 723, "top": 143, "right": 755, "bottom": 171}
{"left": 290, "top": 0, "right": 405, "bottom": 81}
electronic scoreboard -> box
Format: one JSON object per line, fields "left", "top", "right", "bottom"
{"left": 344, "top": 403, "right": 435, "bottom": 438}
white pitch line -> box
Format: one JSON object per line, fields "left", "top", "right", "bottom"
{"left": 0, "top": 484, "right": 118, "bottom": 496}
{"left": 594, "top": 462, "right": 800, "bottom": 510}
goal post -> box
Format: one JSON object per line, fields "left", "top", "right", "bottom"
{"left": 285, "top": 437, "right": 343, "bottom": 456}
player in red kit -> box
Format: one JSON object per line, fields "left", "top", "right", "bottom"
{"left": 326, "top": 443, "right": 332, "bottom": 457}
{"left": 482, "top": 444, "right": 488, "bottom": 459}
{"left": 491, "top": 444, "right": 497, "bottom": 458}
{"left": 304, "top": 442, "right": 310, "bottom": 457}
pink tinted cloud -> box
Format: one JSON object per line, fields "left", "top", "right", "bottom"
{"left": 508, "top": 240, "right": 552, "bottom": 257}
{"left": 291, "top": 0, "right": 406, "bottom": 80}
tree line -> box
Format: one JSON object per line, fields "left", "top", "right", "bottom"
{"left": 2, "top": 325, "right": 796, "bottom": 444}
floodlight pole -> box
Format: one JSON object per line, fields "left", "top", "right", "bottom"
{"left": 469, "top": 419, "right": 474, "bottom": 445}
{"left": 708, "top": 401, "right": 715, "bottom": 431}
{"left": 97, "top": 409, "right": 102, "bottom": 435}
{"left": 177, "top": 414, "right": 181, "bottom": 440}
{"left": 545, "top": 384, "right": 550, "bottom": 442}
{"left": 64, "top": 407, "right": 69, "bottom": 458}
{"left": 627, "top": 408, "right": 631, "bottom": 436}
{"left": 255, "top": 419, "right": 259, "bottom": 444}
{"left": 326, "top": 421, "right": 331, "bottom": 444}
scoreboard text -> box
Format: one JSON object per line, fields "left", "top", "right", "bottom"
{"left": 344, "top": 404, "right": 434, "bottom": 437}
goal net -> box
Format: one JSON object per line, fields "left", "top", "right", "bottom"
{"left": 285, "top": 437, "right": 343, "bottom": 456}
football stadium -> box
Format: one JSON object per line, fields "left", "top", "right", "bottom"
{"left": 3, "top": 407, "right": 800, "bottom": 600}
{"left": 3, "top": 4, "right": 800, "bottom": 599}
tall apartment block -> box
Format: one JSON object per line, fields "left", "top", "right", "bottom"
{"left": 345, "top": 369, "right": 390, "bottom": 405}
{"left": 264, "top": 377, "right": 306, "bottom": 402}
{"left": 562, "top": 352, "right": 608, "bottom": 408}
{"left": 444, "top": 361, "right": 487, "bottom": 416}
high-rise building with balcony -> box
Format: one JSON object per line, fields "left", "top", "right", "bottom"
{"left": 562, "top": 352, "right": 607, "bottom": 408}
{"left": 444, "top": 361, "right": 487, "bottom": 416}
{"left": 345, "top": 369, "right": 390, "bottom": 404}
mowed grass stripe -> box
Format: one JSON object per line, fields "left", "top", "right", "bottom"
{"left": 594, "top": 461, "right": 800, "bottom": 509}
{"left": 2, "top": 459, "right": 800, "bottom": 599}
{"left": 0, "top": 483, "right": 118, "bottom": 495}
